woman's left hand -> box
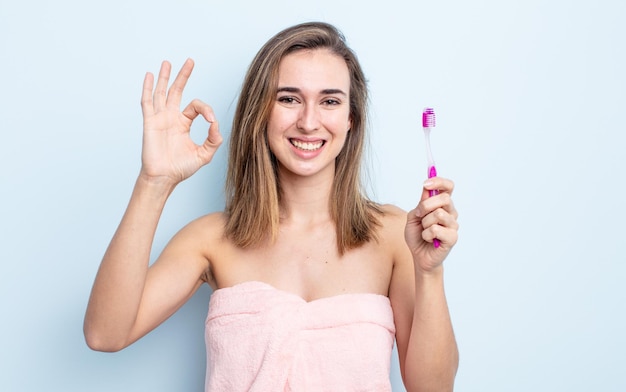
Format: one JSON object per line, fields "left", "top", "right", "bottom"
{"left": 405, "top": 177, "right": 459, "bottom": 274}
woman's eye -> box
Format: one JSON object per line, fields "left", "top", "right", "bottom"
{"left": 323, "top": 99, "right": 340, "bottom": 106}
{"left": 278, "top": 96, "right": 297, "bottom": 104}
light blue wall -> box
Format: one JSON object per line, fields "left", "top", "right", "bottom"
{"left": 1, "top": 0, "right": 625, "bottom": 391}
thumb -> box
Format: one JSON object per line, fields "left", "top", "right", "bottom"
{"left": 206, "top": 119, "right": 222, "bottom": 146}
{"left": 198, "top": 120, "right": 222, "bottom": 164}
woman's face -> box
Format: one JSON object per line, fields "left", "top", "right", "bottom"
{"left": 267, "top": 48, "right": 352, "bottom": 180}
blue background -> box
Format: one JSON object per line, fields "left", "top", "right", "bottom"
{"left": 1, "top": 0, "right": 625, "bottom": 390}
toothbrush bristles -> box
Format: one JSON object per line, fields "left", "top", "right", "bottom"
{"left": 422, "top": 107, "right": 436, "bottom": 128}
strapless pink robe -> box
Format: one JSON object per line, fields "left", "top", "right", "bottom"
{"left": 205, "top": 281, "right": 396, "bottom": 391}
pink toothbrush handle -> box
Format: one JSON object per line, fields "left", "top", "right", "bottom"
{"left": 428, "top": 165, "right": 440, "bottom": 248}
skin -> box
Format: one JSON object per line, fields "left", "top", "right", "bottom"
{"left": 84, "top": 50, "right": 459, "bottom": 391}
{"left": 267, "top": 49, "right": 351, "bottom": 181}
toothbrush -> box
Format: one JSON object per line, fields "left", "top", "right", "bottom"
{"left": 422, "top": 107, "right": 440, "bottom": 248}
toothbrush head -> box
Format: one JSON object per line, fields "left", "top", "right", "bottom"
{"left": 422, "top": 107, "right": 436, "bottom": 128}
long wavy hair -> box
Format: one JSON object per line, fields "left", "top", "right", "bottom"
{"left": 224, "top": 21, "right": 382, "bottom": 254}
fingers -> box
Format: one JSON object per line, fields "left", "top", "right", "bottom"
{"left": 166, "top": 58, "right": 194, "bottom": 108}
{"left": 422, "top": 221, "right": 459, "bottom": 247}
{"left": 415, "top": 188, "right": 457, "bottom": 219}
{"left": 416, "top": 176, "right": 456, "bottom": 218}
{"left": 181, "top": 99, "right": 223, "bottom": 163}
{"left": 205, "top": 116, "right": 223, "bottom": 146}
{"left": 141, "top": 72, "right": 155, "bottom": 117}
{"left": 423, "top": 177, "right": 455, "bottom": 198}
{"left": 420, "top": 206, "right": 458, "bottom": 232}
{"left": 146, "top": 59, "right": 194, "bottom": 113}
{"left": 153, "top": 60, "right": 172, "bottom": 111}
{"left": 182, "top": 99, "right": 216, "bottom": 123}
{"left": 414, "top": 176, "right": 459, "bottom": 246}
{"left": 201, "top": 120, "right": 223, "bottom": 156}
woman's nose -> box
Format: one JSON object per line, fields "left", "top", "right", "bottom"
{"left": 296, "top": 104, "right": 320, "bottom": 132}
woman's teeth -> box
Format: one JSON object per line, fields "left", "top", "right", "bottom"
{"left": 290, "top": 139, "right": 324, "bottom": 151}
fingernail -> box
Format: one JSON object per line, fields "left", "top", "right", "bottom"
{"left": 423, "top": 179, "right": 434, "bottom": 188}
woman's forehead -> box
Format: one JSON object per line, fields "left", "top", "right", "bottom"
{"left": 277, "top": 49, "right": 350, "bottom": 92}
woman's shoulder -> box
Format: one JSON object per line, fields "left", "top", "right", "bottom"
{"left": 374, "top": 203, "right": 408, "bottom": 241}
{"left": 378, "top": 203, "right": 408, "bottom": 225}
{"left": 180, "top": 211, "right": 228, "bottom": 241}
{"left": 192, "top": 210, "right": 228, "bottom": 225}
{"left": 164, "top": 212, "right": 228, "bottom": 257}
{"left": 173, "top": 212, "right": 230, "bottom": 285}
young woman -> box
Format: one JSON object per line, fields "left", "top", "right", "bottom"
{"left": 84, "top": 22, "right": 459, "bottom": 391}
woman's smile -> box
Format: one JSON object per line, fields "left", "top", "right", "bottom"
{"left": 289, "top": 138, "right": 325, "bottom": 152}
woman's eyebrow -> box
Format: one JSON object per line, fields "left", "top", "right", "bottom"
{"left": 277, "top": 86, "right": 347, "bottom": 96}
{"left": 276, "top": 86, "right": 300, "bottom": 93}
{"left": 321, "top": 88, "right": 347, "bottom": 96}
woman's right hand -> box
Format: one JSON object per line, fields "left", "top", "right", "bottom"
{"left": 140, "top": 59, "right": 222, "bottom": 185}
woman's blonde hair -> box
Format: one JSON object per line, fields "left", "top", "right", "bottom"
{"left": 224, "top": 21, "right": 382, "bottom": 254}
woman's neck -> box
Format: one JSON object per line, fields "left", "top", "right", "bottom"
{"left": 277, "top": 168, "right": 334, "bottom": 226}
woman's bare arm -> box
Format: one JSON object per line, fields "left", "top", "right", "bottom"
{"left": 389, "top": 177, "right": 459, "bottom": 391}
{"left": 83, "top": 59, "right": 222, "bottom": 351}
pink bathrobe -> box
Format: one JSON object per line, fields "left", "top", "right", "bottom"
{"left": 205, "top": 281, "right": 396, "bottom": 391}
